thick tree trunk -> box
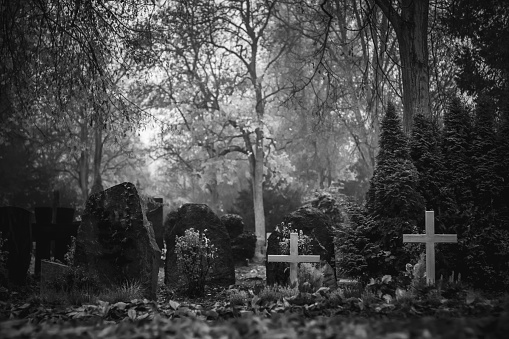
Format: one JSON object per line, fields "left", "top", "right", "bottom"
{"left": 206, "top": 178, "right": 220, "bottom": 213}
{"left": 374, "top": 0, "right": 431, "bottom": 134}
{"left": 398, "top": 0, "right": 430, "bottom": 134}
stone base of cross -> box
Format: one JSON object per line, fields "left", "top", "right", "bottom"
{"left": 267, "top": 232, "right": 320, "bottom": 287}
{"left": 403, "top": 211, "right": 457, "bottom": 285}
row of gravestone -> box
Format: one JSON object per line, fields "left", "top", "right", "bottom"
{"left": 0, "top": 185, "right": 165, "bottom": 290}
{"left": 1, "top": 182, "right": 341, "bottom": 300}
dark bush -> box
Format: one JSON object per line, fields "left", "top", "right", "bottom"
{"left": 220, "top": 214, "right": 244, "bottom": 240}
{"left": 231, "top": 232, "right": 257, "bottom": 263}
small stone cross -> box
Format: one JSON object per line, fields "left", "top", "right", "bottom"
{"left": 267, "top": 232, "right": 320, "bottom": 287}
{"left": 403, "top": 211, "right": 457, "bottom": 285}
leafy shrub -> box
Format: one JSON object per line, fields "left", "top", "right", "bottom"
{"left": 276, "top": 223, "right": 313, "bottom": 256}
{"left": 47, "top": 266, "right": 101, "bottom": 294}
{"left": 257, "top": 285, "right": 298, "bottom": 304}
{"left": 339, "top": 283, "right": 364, "bottom": 299}
{"left": 175, "top": 228, "right": 217, "bottom": 297}
{"left": 228, "top": 289, "right": 249, "bottom": 306}
{"left": 98, "top": 280, "right": 144, "bottom": 303}
{"left": 64, "top": 236, "right": 76, "bottom": 266}
{"left": 42, "top": 265, "right": 101, "bottom": 305}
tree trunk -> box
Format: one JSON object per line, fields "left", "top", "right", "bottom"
{"left": 206, "top": 178, "right": 220, "bottom": 213}
{"left": 78, "top": 120, "right": 90, "bottom": 203}
{"left": 374, "top": 0, "right": 431, "bottom": 134}
{"left": 78, "top": 150, "right": 89, "bottom": 203}
{"left": 90, "top": 126, "right": 104, "bottom": 196}
{"left": 252, "top": 128, "right": 266, "bottom": 261}
{"left": 398, "top": 0, "right": 430, "bottom": 134}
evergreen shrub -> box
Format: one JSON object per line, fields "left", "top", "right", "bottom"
{"left": 366, "top": 102, "right": 424, "bottom": 275}
{"left": 334, "top": 199, "right": 383, "bottom": 284}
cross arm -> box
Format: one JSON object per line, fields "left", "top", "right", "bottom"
{"left": 267, "top": 255, "right": 321, "bottom": 263}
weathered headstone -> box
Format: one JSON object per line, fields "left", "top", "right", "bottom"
{"left": 32, "top": 205, "right": 78, "bottom": 275}
{"left": 0, "top": 207, "right": 32, "bottom": 284}
{"left": 268, "top": 233, "right": 320, "bottom": 287}
{"left": 265, "top": 229, "right": 288, "bottom": 285}
{"left": 75, "top": 182, "right": 161, "bottom": 300}
{"left": 40, "top": 259, "right": 70, "bottom": 294}
{"left": 33, "top": 207, "right": 54, "bottom": 275}
{"left": 403, "top": 211, "right": 458, "bottom": 285}
{"left": 221, "top": 214, "right": 255, "bottom": 264}
{"left": 146, "top": 198, "right": 164, "bottom": 251}
{"left": 220, "top": 214, "right": 244, "bottom": 240}
{"left": 321, "top": 262, "right": 338, "bottom": 290}
{"left": 54, "top": 208, "right": 78, "bottom": 263}
{"left": 164, "top": 204, "right": 235, "bottom": 287}
{"left": 283, "top": 206, "right": 336, "bottom": 274}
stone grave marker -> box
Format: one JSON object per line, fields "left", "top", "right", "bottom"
{"left": 283, "top": 206, "right": 336, "bottom": 279}
{"left": 40, "top": 259, "right": 70, "bottom": 294}
{"left": 54, "top": 207, "right": 78, "bottom": 263}
{"left": 0, "top": 207, "right": 33, "bottom": 284}
{"left": 146, "top": 198, "right": 164, "bottom": 251}
{"left": 403, "top": 210, "right": 457, "bottom": 285}
{"left": 164, "top": 204, "right": 235, "bottom": 287}
{"left": 33, "top": 204, "right": 79, "bottom": 275}
{"left": 267, "top": 232, "right": 321, "bottom": 287}
{"left": 75, "top": 182, "right": 161, "bottom": 300}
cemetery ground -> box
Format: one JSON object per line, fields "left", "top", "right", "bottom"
{"left": 0, "top": 261, "right": 508, "bottom": 339}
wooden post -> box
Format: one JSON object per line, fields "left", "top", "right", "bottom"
{"left": 403, "top": 211, "right": 457, "bottom": 285}
{"left": 267, "top": 233, "right": 320, "bottom": 287}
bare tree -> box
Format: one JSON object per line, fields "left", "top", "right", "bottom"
{"left": 135, "top": 0, "right": 296, "bottom": 259}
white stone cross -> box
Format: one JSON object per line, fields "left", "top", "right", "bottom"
{"left": 403, "top": 211, "right": 457, "bottom": 285}
{"left": 267, "top": 232, "right": 321, "bottom": 287}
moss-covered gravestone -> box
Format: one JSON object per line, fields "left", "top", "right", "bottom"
{"left": 283, "top": 206, "right": 336, "bottom": 271}
{"left": 164, "top": 204, "right": 235, "bottom": 287}
{"left": 221, "top": 214, "right": 256, "bottom": 264}
{"left": 266, "top": 205, "right": 337, "bottom": 287}
{"left": 75, "top": 182, "right": 161, "bottom": 300}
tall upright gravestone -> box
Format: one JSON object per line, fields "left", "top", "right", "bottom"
{"left": 75, "top": 182, "right": 161, "bottom": 300}
{"left": 146, "top": 198, "right": 164, "bottom": 251}
{"left": 0, "top": 207, "right": 32, "bottom": 284}
{"left": 164, "top": 204, "right": 235, "bottom": 287}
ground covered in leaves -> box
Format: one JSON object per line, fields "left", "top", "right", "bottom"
{"left": 0, "top": 263, "right": 508, "bottom": 338}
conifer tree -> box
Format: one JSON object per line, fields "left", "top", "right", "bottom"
{"left": 410, "top": 114, "right": 449, "bottom": 218}
{"left": 471, "top": 96, "right": 502, "bottom": 213}
{"left": 441, "top": 97, "right": 473, "bottom": 236}
{"left": 366, "top": 102, "right": 424, "bottom": 275}
{"left": 495, "top": 98, "right": 509, "bottom": 220}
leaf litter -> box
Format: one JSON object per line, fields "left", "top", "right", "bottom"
{"left": 0, "top": 263, "right": 508, "bottom": 338}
